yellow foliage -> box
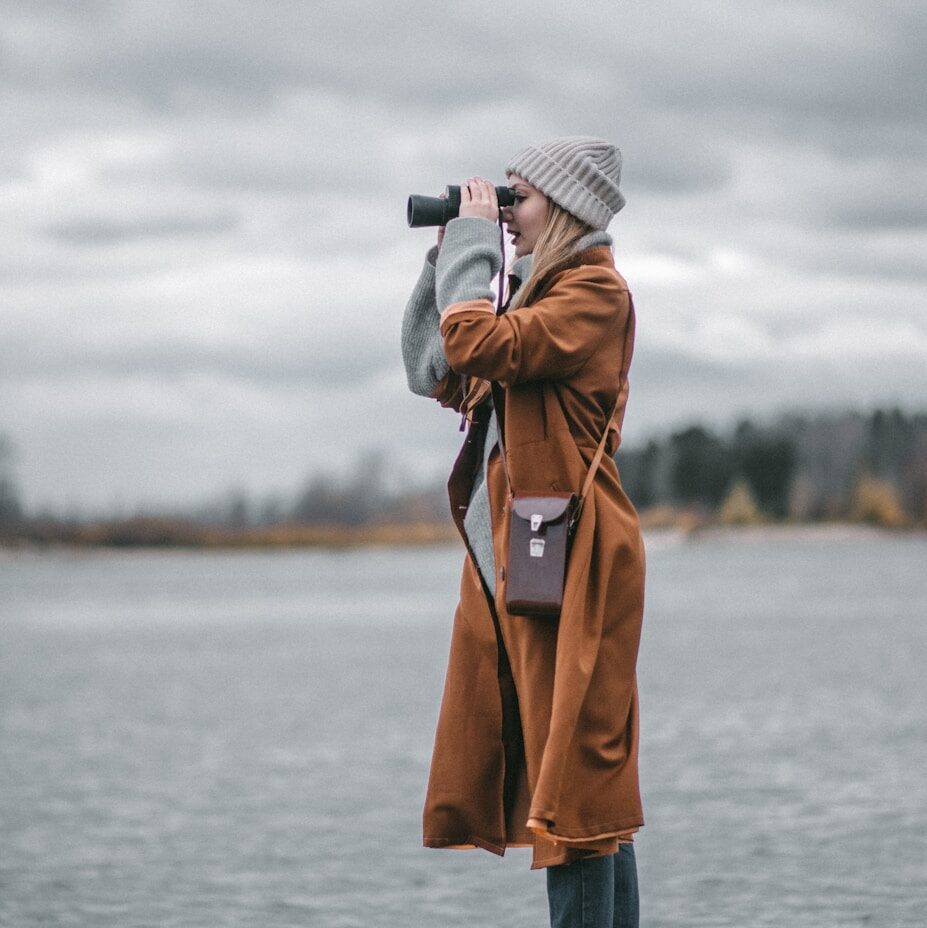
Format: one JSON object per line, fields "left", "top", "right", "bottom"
{"left": 718, "top": 480, "right": 764, "bottom": 526}
{"left": 637, "top": 505, "right": 707, "bottom": 532}
{"left": 850, "top": 475, "right": 907, "bottom": 528}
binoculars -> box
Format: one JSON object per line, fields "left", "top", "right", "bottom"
{"left": 407, "top": 185, "right": 516, "bottom": 227}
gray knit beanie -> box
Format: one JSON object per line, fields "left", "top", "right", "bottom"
{"left": 505, "top": 136, "right": 625, "bottom": 231}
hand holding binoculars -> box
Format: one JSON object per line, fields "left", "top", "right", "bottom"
{"left": 407, "top": 185, "right": 516, "bottom": 228}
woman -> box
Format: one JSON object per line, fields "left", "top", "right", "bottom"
{"left": 401, "top": 136, "right": 645, "bottom": 928}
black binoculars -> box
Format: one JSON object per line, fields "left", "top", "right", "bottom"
{"left": 407, "top": 185, "right": 516, "bottom": 227}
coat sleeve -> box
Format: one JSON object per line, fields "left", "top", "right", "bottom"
{"left": 439, "top": 265, "right": 629, "bottom": 388}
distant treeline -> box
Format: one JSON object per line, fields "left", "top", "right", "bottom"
{"left": 2, "top": 407, "right": 926, "bottom": 546}
{"left": 618, "top": 407, "right": 927, "bottom": 528}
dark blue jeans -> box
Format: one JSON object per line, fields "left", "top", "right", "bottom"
{"left": 546, "top": 844, "right": 639, "bottom": 928}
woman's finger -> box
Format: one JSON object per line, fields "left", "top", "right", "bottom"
{"left": 458, "top": 177, "right": 499, "bottom": 221}
{"left": 469, "top": 177, "right": 486, "bottom": 200}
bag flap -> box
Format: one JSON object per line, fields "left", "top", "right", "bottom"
{"left": 511, "top": 494, "right": 575, "bottom": 525}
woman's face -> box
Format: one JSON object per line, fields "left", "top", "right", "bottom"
{"left": 502, "top": 174, "right": 549, "bottom": 257}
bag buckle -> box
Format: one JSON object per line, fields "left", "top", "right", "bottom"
{"left": 530, "top": 513, "right": 543, "bottom": 531}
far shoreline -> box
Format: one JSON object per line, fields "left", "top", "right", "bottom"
{"left": 1, "top": 519, "right": 923, "bottom": 556}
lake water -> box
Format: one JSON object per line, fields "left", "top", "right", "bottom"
{"left": 1, "top": 529, "right": 926, "bottom": 927}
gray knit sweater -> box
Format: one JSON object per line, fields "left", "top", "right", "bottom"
{"left": 401, "top": 217, "right": 613, "bottom": 596}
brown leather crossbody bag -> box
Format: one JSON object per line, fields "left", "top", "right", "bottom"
{"left": 491, "top": 382, "right": 618, "bottom": 619}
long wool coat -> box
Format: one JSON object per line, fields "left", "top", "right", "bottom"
{"left": 423, "top": 244, "right": 646, "bottom": 870}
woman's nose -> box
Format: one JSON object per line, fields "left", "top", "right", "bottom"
{"left": 501, "top": 205, "right": 514, "bottom": 222}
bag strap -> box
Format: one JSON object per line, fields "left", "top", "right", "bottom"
{"left": 491, "top": 380, "right": 617, "bottom": 509}
{"left": 490, "top": 291, "right": 634, "bottom": 511}
{"left": 574, "top": 292, "right": 636, "bottom": 521}
{"left": 489, "top": 381, "right": 514, "bottom": 501}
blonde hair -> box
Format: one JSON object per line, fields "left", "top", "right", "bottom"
{"left": 508, "top": 201, "right": 594, "bottom": 311}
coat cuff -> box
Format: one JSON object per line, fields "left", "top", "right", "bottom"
{"left": 439, "top": 299, "right": 495, "bottom": 330}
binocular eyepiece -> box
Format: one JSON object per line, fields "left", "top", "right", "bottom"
{"left": 407, "top": 185, "right": 516, "bottom": 228}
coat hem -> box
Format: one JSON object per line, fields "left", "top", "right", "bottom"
{"left": 424, "top": 835, "right": 507, "bottom": 857}
{"left": 527, "top": 810, "right": 644, "bottom": 841}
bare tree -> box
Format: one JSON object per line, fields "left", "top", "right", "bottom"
{"left": 0, "top": 433, "right": 23, "bottom": 526}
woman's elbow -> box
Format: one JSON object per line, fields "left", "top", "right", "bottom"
{"left": 442, "top": 336, "right": 505, "bottom": 382}
{"left": 442, "top": 338, "right": 470, "bottom": 376}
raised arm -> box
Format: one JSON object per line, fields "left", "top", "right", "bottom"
{"left": 436, "top": 219, "right": 628, "bottom": 388}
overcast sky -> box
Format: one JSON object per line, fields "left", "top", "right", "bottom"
{"left": 2, "top": 0, "right": 926, "bottom": 513}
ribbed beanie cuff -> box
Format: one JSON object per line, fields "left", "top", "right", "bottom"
{"left": 506, "top": 136, "right": 625, "bottom": 231}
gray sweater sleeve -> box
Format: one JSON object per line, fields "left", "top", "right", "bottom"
{"left": 400, "top": 245, "right": 450, "bottom": 397}
{"left": 435, "top": 217, "right": 503, "bottom": 311}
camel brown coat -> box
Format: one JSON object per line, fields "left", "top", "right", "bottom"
{"left": 423, "top": 245, "right": 645, "bottom": 870}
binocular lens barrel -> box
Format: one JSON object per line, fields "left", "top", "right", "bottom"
{"left": 407, "top": 185, "right": 517, "bottom": 227}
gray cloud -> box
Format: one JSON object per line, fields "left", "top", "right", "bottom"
{"left": 46, "top": 212, "right": 240, "bottom": 244}
{"left": 828, "top": 196, "right": 927, "bottom": 232}
{"left": 0, "top": 334, "right": 396, "bottom": 388}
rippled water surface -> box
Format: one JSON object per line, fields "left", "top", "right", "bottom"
{"left": 2, "top": 529, "right": 926, "bottom": 927}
